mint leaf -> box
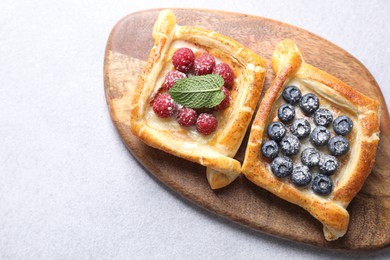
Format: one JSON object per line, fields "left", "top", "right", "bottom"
{"left": 168, "top": 74, "right": 225, "bottom": 109}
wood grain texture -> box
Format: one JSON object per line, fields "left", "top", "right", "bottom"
{"left": 104, "top": 9, "right": 390, "bottom": 250}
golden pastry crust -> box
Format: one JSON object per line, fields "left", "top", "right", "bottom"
{"left": 130, "top": 10, "right": 266, "bottom": 189}
{"left": 242, "top": 39, "right": 380, "bottom": 241}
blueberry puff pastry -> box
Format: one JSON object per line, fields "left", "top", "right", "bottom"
{"left": 242, "top": 39, "right": 380, "bottom": 240}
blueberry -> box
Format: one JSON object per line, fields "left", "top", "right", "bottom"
{"left": 333, "top": 115, "right": 353, "bottom": 135}
{"left": 282, "top": 85, "right": 302, "bottom": 105}
{"left": 267, "top": 122, "right": 287, "bottom": 142}
{"left": 319, "top": 155, "right": 339, "bottom": 175}
{"left": 290, "top": 119, "right": 311, "bottom": 139}
{"left": 300, "top": 93, "right": 319, "bottom": 114}
{"left": 271, "top": 156, "right": 294, "bottom": 178}
{"left": 313, "top": 108, "right": 333, "bottom": 127}
{"left": 312, "top": 174, "right": 333, "bottom": 196}
{"left": 278, "top": 104, "right": 295, "bottom": 122}
{"left": 310, "top": 126, "right": 330, "bottom": 146}
{"left": 261, "top": 140, "right": 279, "bottom": 159}
{"left": 328, "top": 136, "right": 350, "bottom": 156}
{"left": 291, "top": 165, "right": 312, "bottom": 187}
{"left": 280, "top": 134, "right": 301, "bottom": 156}
{"left": 301, "top": 148, "right": 320, "bottom": 167}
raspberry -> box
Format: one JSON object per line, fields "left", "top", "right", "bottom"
{"left": 152, "top": 93, "right": 176, "bottom": 118}
{"left": 213, "top": 63, "right": 234, "bottom": 88}
{"left": 196, "top": 113, "right": 218, "bottom": 135}
{"left": 172, "top": 48, "right": 195, "bottom": 73}
{"left": 164, "top": 70, "right": 186, "bottom": 90}
{"left": 213, "top": 87, "right": 230, "bottom": 111}
{"left": 194, "top": 53, "right": 216, "bottom": 75}
{"left": 176, "top": 107, "right": 197, "bottom": 127}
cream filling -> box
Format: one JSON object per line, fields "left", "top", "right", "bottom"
{"left": 145, "top": 108, "right": 216, "bottom": 145}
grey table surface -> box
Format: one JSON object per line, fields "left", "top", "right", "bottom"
{"left": 1, "top": 0, "right": 389, "bottom": 259}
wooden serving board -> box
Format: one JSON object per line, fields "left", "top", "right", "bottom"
{"left": 104, "top": 9, "right": 390, "bottom": 250}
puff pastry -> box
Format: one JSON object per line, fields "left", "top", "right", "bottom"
{"left": 130, "top": 10, "right": 266, "bottom": 189}
{"left": 242, "top": 39, "right": 381, "bottom": 240}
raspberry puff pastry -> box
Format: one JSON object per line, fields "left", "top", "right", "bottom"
{"left": 130, "top": 10, "right": 266, "bottom": 189}
{"left": 242, "top": 39, "right": 380, "bottom": 240}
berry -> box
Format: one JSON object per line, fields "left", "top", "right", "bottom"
{"left": 172, "top": 48, "right": 195, "bottom": 73}
{"left": 310, "top": 126, "right": 330, "bottom": 146}
{"left": 213, "top": 87, "right": 230, "bottom": 111}
{"left": 333, "top": 115, "right": 353, "bottom": 135}
{"left": 194, "top": 53, "right": 216, "bottom": 75}
{"left": 290, "top": 119, "right": 311, "bottom": 139}
{"left": 282, "top": 86, "right": 302, "bottom": 105}
{"left": 280, "top": 134, "right": 301, "bottom": 156}
{"left": 267, "top": 122, "right": 287, "bottom": 142}
{"left": 164, "top": 70, "right": 186, "bottom": 90}
{"left": 301, "top": 148, "right": 320, "bottom": 168}
{"left": 176, "top": 107, "right": 197, "bottom": 127}
{"left": 261, "top": 140, "right": 279, "bottom": 159}
{"left": 312, "top": 174, "right": 333, "bottom": 196}
{"left": 313, "top": 108, "right": 333, "bottom": 127}
{"left": 271, "top": 156, "right": 294, "bottom": 178}
{"left": 300, "top": 93, "right": 319, "bottom": 114}
{"left": 196, "top": 113, "right": 218, "bottom": 135}
{"left": 328, "top": 136, "right": 350, "bottom": 156}
{"left": 213, "top": 63, "right": 234, "bottom": 88}
{"left": 291, "top": 165, "right": 312, "bottom": 187}
{"left": 152, "top": 93, "right": 176, "bottom": 118}
{"left": 319, "top": 155, "right": 339, "bottom": 175}
{"left": 278, "top": 104, "right": 295, "bottom": 122}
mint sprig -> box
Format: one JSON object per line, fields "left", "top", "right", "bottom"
{"left": 168, "top": 74, "right": 225, "bottom": 109}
